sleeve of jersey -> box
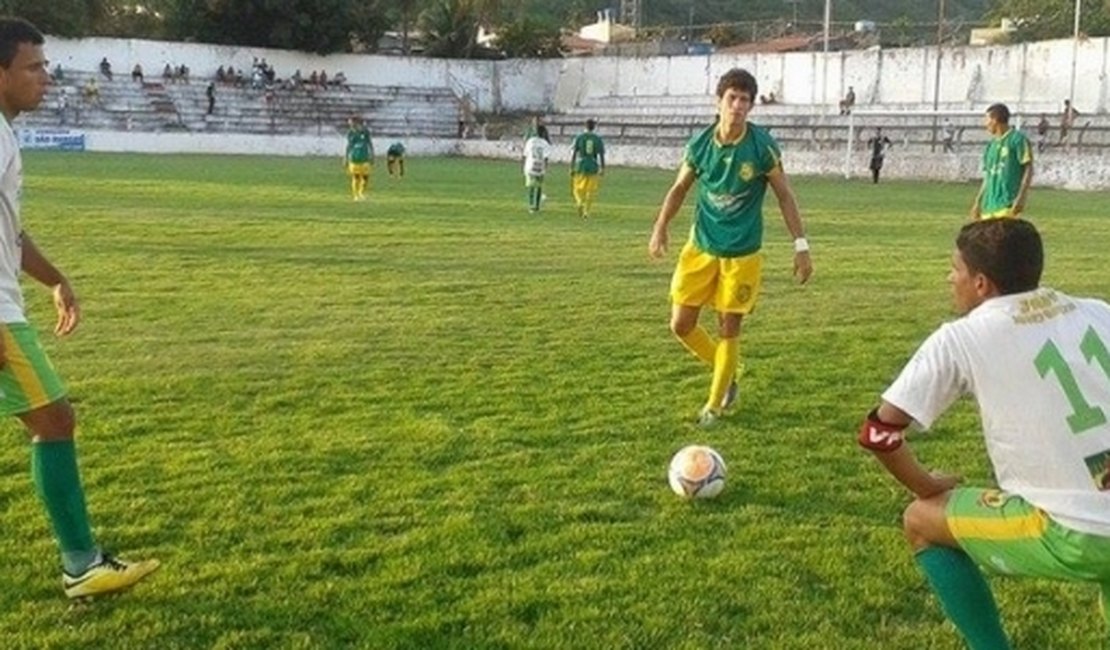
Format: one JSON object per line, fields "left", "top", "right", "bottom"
{"left": 881, "top": 324, "right": 967, "bottom": 430}
{"left": 1020, "top": 136, "right": 1033, "bottom": 164}
{"left": 761, "top": 133, "right": 784, "bottom": 176}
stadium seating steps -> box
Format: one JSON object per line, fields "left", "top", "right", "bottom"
{"left": 549, "top": 94, "right": 1110, "bottom": 152}
{"left": 26, "top": 70, "right": 460, "bottom": 138}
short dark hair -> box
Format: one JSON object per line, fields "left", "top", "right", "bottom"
{"left": 956, "top": 218, "right": 1043, "bottom": 295}
{"left": 585, "top": 118, "right": 596, "bottom": 131}
{"left": 0, "top": 17, "right": 43, "bottom": 69}
{"left": 986, "top": 103, "right": 1010, "bottom": 125}
{"left": 537, "top": 124, "right": 549, "bottom": 141}
{"left": 716, "top": 68, "right": 758, "bottom": 100}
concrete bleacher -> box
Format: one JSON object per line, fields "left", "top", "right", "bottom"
{"left": 548, "top": 94, "right": 1110, "bottom": 154}
{"left": 25, "top": 71, "right": 460, "bottom": 139}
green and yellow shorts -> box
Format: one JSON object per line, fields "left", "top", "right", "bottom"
{"left": 0, "top": 322, "right": 67, "bottom": 416}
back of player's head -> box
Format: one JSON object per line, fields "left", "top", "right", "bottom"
{"left": 716, "top": 68, "right": 758, "bottom": 101}
{"left": 585, "top": 119, "right": 596, "bottom": 131}
{"left": 985, "top": 103, "right": 1010, "bottom": 125}
{"left": 0, "top": 17, "right": 43, "bottom": 69}
{"left": 537, "top": 125, "right": 549, "bottom": 141}
{"left": 956, "top": 218, "right": 1043, "bottom": 295}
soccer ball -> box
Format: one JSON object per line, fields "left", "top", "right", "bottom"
{"left": 667, "top": 445, "right": 726, "bottom": 499}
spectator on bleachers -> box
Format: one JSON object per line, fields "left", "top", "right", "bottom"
{"left": 131, "top": 63, "right": 143, "bottom": 83}
{"left": 57, "top": 87, "right": 69, "bottom": 125}
{"left": 216, "top": 66, "right": 226, "bottom": 83}
{"left": 250, "top": 67, "right": 264, "bottom": 90}
{"left": 177, "top": 64, "right": 190, "bottom": 84}
{"left": 839, "top": 86, "right": 855, "bottom": 115}
{"left": 330, "top": 71, "right": 350, "bottom": 91}
{"left": 1036, "top": 114, "right": 1049, "bottom": 153}
{"left": 309, "top": 70, "right": 319, "bottom": 88}
{"left": 942, "top": 118, "right": 956, "bottom": 153}
{"left": 82, "top": 77, "right": 100, "bottom": 106}
{"left": 1059, "top": 99, "right": 1079, "bottom": 146}
{"left": 99, "top": 57, "right": 112, "bottom": 80}
{"left": 206, "top": 82, "right": 216, "bottom": 115}
{"left": 290, "top": 69, "right": 303, "bottom": 89}
{"left": 759, "top": 92, "right": 777, "bottom": 104}
{"left": 163, "top": 63, "right": 173, "bottom": 83}
{"left": 319, "top": 70, "right": 329, "bottom": 87}
{"left": 51, "top": 63, "right": 64, "bottom": 82}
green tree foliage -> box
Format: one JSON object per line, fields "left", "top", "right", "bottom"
{"left": 0, "top": 0, "right": 107, "bottom": 37}
{"left": 494, "top": 17, "right": 562, "bottom": 57}
{"left": 987, "top": 0, "right": 1110, "bottom": 40}
{"left": 418, "top": 0, "right": 482, "bottom": 57}
{"left": 164, "top": 0, "right": 391, "bottom": 54}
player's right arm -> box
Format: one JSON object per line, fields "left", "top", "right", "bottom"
{"left": 860, "top": 401, "right": 961, "bottom": 498}
{"left": 649, "top": 163, "right": 696, "bottom": 259}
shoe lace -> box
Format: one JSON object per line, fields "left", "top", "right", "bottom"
{"left": 99, "top": 553, "right": 128, "bottom": 572}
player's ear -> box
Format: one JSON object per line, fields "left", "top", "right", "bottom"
{"left": 973, "top": 272, "right": 998, "bottom": 298}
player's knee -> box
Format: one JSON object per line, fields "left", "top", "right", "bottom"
{"left": 670, "top": 316, "right": 695, "bottom": 337}
{"left": 24, "top": 400, "right": 77, "bottom": 441}
{"left": 902, "top": 498, "right": 945, "bottom": 550}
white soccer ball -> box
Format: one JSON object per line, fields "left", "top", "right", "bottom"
{"left": 668, "top": 445, "right": 727, "bottom": 499}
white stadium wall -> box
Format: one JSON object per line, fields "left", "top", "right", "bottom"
{"left": 44, "top": 34, "right": 1110, "bottom": 114}
{"left": 36, "top": 34, "right": 1110, "bottom": 188}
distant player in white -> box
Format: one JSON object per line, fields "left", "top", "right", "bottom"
{"left": 522, "top": 125, "right": 551, "bottom": 214}
{"left": 860, "top": 218, "right": 1110, "bottom": 648}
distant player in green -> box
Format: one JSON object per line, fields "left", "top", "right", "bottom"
{"left": 386, "top": 142, "right": 405, "bottom": 179}
{"left": 570, "top": 119, "right": 605, "bottom": 218}
{"left": 344, "top": 115, "right": 373, "bottom": 201}
{"left": 971, "top": 103, "right": 1033, "bottom": 220}
{"left": 648, "top": 68, "right": 813, "bottom": 427}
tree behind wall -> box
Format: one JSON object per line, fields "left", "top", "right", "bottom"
{"left": 164, "top": 0, "right": 391, "bottom": 54}
{"left": 0, "top": 0, "right": 108, "bottom": 37}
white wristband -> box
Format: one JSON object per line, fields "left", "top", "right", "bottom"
{"left": 793, "top": 237, "right": 810, "bottom": 253}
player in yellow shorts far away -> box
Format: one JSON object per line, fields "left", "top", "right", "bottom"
{"left": 648, "top": 68, "right": 813, "bottom": 428}
{"left": 570, "top": 119, "right": 605, "bottom": 218}
{"left": 970, "top": 103, "right": 1033, "bottom": 220}
{"left": 344, "top": 115, "right": 373, "bottom": 201}
{"left": 0, "top": 16, "right": 159, "bottom": 599}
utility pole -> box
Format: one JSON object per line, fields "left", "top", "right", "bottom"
{"left": 931, "top": 0, "right": 946, "bottom": 151}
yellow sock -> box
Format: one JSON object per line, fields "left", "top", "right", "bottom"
{"left": 350, "top": 177, "right": 359, "bottom": 197}
{"left": 677, "top": 326, "right": 715, "bottom": 366}
{"left": 707, "top": 337, "right": 738, "bottom": 412}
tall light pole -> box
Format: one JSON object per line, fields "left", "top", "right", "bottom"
{"left": 932, "top": 0, "right": 946, "bottom": 151}
{"left": 1069, "top": 0, "right": 1082, "bottom": 105}
{"left": 822, "top": 0, "right": 831, "bottom": 110}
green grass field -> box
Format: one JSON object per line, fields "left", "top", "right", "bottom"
{"left": 1, "top": 151, "right": 1108, "bottom": 649}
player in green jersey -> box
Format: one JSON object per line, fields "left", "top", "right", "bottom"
{"left": 648, "top": 68, "right": 813, "bottom": 427}
{"left": 971, "top": 103, "right": 1033, "bottom": 220}
{"left": 344, "top": 116, "right": 373, "bottom": 201}
{"left": 386, "top": 142, "right": 405, "bottom": 179}
{"left": 570, "top": 119, "right": 605, "bottom": 218}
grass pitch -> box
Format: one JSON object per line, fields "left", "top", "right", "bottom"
{"left": 1, "top": 151, "right": 1108, "bottom": 649}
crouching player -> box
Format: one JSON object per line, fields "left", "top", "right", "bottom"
{"left": 861, "top": 218, "right": 1110, "bottom": 649}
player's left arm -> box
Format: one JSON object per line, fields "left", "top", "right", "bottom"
{"left": 1013, "top": 141, "right": 1034, "bottom": 215}
{"left": 20, "top": 232, "right": 80, "bottom": 336}
{"left": 767, "top": 168, "right": 812, "bottom": 284}
{"left": 859, "top": 401, "right": 961, "bottom": 498}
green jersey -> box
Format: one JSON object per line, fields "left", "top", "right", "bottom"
{"left": 980, "top": 128, "right": 1032, "bottom": 215}
{"left": 572, "top": 132, "right": 605, "bottom": 174}
{"left": 346, "top": 128, "right": 373, "bottom": 164}
{"left": 684, "top": 122, "right": 782, "bottom": 258}
{"left": 387, "top": 142, "right": 405, "bottom": 157}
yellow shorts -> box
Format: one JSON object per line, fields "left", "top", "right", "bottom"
{"left": 347, "top": 162, "right": 371, "bottom": 176}
{"left": 981, "top": 207, "right": 1017, "bottom": 219}
{"left": 572, "top": 173, "right": 600, "bottom": 198}
{"left": 670, "top": 241, "right": 763, "bottom": 314}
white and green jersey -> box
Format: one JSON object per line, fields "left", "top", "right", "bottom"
{"left": 884, "top": 287, "right": 1110, "bottom": 536}
{"left": 0, "top": 115, "right": 25, "bottom": 323}
{"left": 523, "top": 136, "right": 551, "bottom": 177}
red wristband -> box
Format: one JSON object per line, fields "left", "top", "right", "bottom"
{"left": 858, "top": 408, "right": 906, "bottom": 452}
